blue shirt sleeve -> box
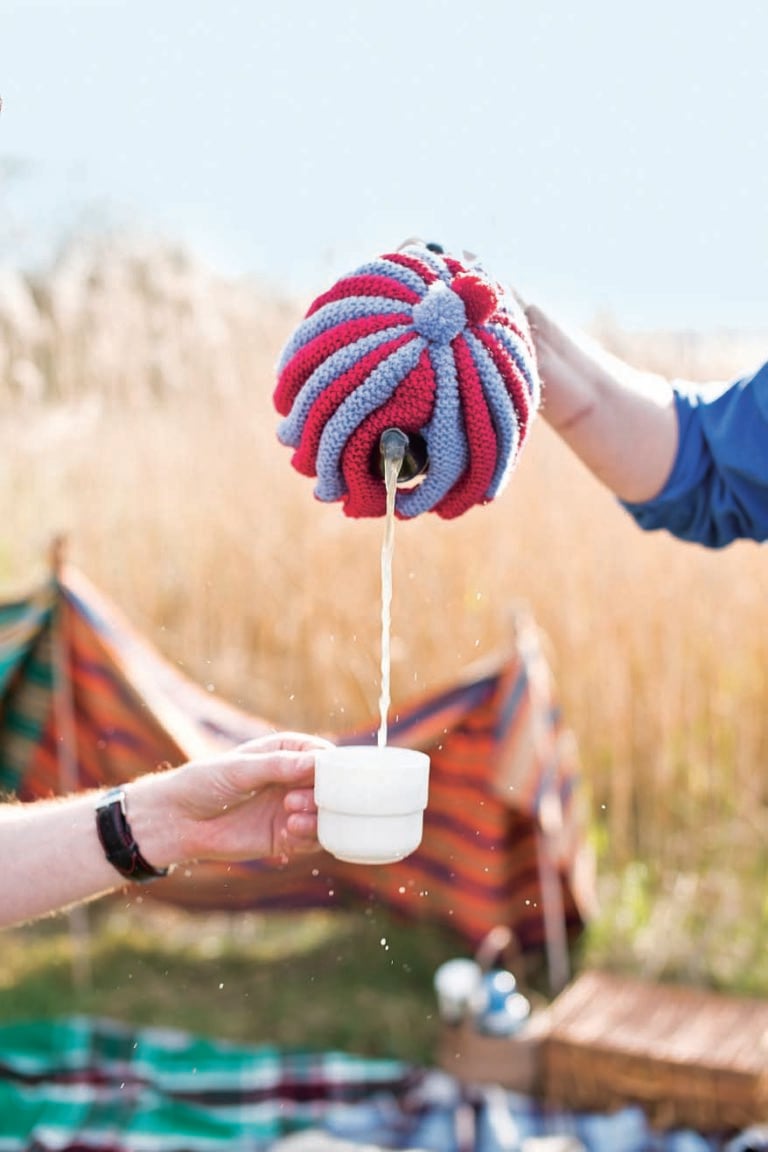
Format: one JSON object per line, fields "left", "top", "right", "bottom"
{"left": 621, "top": 360, "right": 768, "bottom": 548}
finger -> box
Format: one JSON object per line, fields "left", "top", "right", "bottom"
{"left": 285, "top": 811, "right": 318, "bottom": 836}
{"left": 510, "top": 285, "right": 528, "bottom": 310}
{"left": 236, "top": 732, "right": 334, "bottom": 755}
{"left": 284, "top": 788, "right": 317, "bottom": 814}
{"left": 526, "top": 304, "right": 610, "bottom": 375}
{"left": 284, "top": 811, "right": 319, "bottom": 841}
{"left": 525, "top": 303, "right": 561, "bottom": 347}
{"left": 524, "top": 305, "right": 592, "bottom": 385}
{"left": 221, "top": 749, "right": 322, "bottom": 797}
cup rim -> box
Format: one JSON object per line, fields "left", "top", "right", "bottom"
{"left": 316, "top": 744, "right": 430, "bottom": 767}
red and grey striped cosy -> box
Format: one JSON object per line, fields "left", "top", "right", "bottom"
{"left": 273, "top": 242, "right": 541, "bottom": 519}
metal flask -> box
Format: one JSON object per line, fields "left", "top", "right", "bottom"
{"left": 377, "top": 427, "right": 429, "bottom": 487}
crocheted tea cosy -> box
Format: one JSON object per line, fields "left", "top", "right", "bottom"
{"left": 274, "top": 242, "right": 541, "bottom": 519}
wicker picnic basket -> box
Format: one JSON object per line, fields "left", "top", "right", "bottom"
{"left": 542, "top": 970, "right": 768, "bottom": 1132}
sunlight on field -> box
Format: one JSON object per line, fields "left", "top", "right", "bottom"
{"left": 2, "top": 235, "right": 768, "bottom": 979}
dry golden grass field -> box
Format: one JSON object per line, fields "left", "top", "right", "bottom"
{"left": 2, "top": 235, "right": 768, "bottom": 990}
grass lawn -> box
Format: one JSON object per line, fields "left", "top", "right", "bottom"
{"left": 4, "top": 862, "right": 768, "bottom": 1072}
{"left": 0, "top": 900, "right": 468, "bottom": 1066}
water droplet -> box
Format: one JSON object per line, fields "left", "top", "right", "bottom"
{"left": 311, "top": 868, "right": 319, "bottom": 877}
{"left": 219, "top": 982, "right": 224, "bottom": 989}
{"left": 398, "top": 886, "right": 406, "bottom": 894}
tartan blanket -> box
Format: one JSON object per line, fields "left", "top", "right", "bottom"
{"left": 0, "top": 1017, "right": 753, "bottom": 1152}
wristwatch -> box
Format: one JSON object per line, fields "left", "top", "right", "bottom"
{"left": 95, "top": 787, "right": 170, "bottom": 883}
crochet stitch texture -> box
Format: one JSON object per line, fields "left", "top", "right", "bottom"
{"left": 274, "top": 242, "right": 541, "bottom": 519}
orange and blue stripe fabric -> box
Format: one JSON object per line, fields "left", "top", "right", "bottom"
{"left": 0, "top": 566, "right": 594, "bottom": 956}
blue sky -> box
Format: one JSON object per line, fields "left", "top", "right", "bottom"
{"left": 2, "top": 0, "right": 767, "bottom": 329}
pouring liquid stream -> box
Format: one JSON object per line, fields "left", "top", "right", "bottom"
{"left": 377, "top": 454, "right": 400, "bottom": 748}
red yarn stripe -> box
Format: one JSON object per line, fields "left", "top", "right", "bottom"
{"left": 290, "top": 331, "right": 418, "bottom": 477}
{"left": 475, "top": 328, "right": 533, "bottom": 444}
{"left": 341, "top": 347, "right": 437, "bottom": 518}
{"left": 434, "top": 337, "right": 499, "bottom": 520}
{"left": 273, "top": 314, "right": 410, "bottom": 416}
{"left": 384, "top": 251, "right": 440, "bottom": 287}
{"left": 306, "top": 274, "right": 420, "bottom": 317}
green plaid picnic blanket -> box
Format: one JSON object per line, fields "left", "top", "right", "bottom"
{"left": 0, "top": 1017, "right": 416, "bottom": 1151}
{"left": 0, "top": 1016, "right": 757, "bottom": 1151}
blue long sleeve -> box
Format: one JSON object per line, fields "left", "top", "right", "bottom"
{"left": 622, "top": 360, "right": 768, "bottom": 548}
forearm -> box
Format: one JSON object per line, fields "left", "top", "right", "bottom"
{"left": 0, "top": 735, "right": 324, "bottom": 929}
{"left": 0, "top": 775, "right": 182, "bottom": 929}
{"left": 527, "top": 305, "right": 679, "bottom": 503}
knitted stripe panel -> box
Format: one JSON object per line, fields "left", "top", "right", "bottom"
{"left": 274, "top": 243, "right": 541, "bottom": 519}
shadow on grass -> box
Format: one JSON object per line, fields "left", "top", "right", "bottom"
{"left": 0, "top": 898, "right": 467, "bottom": 1065}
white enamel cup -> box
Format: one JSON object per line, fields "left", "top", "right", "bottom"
{"left": 314, "top": 745, "right": 430, "bottom": 865}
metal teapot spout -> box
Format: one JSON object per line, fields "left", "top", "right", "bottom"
{"left": 378, "top": 428, "right": 429, "bottom": 486}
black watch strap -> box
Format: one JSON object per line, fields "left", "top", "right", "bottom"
{"left": 95, "top": 787, "right": 170, "bottom": 884}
